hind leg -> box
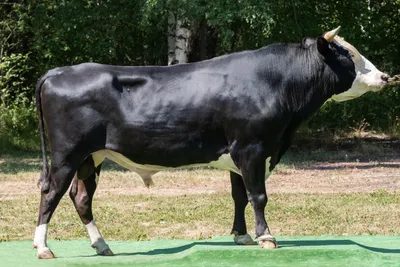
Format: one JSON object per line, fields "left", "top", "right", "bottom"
{"left": 33, "top": 164, "right": 76, "bottom": 259}
{"left": 69, "top": 155, "right": 113, "bottom": 256}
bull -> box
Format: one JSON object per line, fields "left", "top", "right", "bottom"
{"left": 33, "top": 27, "right": 390, "bottom": 258}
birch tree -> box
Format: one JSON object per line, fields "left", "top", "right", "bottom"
{"left": 168, "top": 11, "right": 192, "bottom": 65}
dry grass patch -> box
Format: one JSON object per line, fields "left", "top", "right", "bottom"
{"left": 1, "top": 191, "right": 400, "bottom": 242}
{"left": 1, "top": 143, "right": 400, "bottom": 243}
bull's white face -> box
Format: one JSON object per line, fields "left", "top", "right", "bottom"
{"left": 330, "top": 36, "right": 389, "bottom": 102}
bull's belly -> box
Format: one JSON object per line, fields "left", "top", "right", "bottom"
{"left": 91, "top": 149, "right": 272, "bottom": 186}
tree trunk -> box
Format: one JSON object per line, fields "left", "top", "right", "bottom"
{"left": 174, "top": 19, "right": 191, "bottom": 64}
{"left": 168, "top": 12, "right": 191, "bottom": 65}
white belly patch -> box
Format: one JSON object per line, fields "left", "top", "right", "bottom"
{"left": 91, "top": 149, "right": 271, "bottom": 186}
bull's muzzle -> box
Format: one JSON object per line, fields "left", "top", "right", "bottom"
{"left": 381, "top": 73, "right": 390, "bottom": 82}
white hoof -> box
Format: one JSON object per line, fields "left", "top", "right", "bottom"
{"left": 37, "top": 247, "right": 56, "bottom": 259}
{"left": 257, "top": 234, "right": 278, "bottom": 249}
{"left": 233, "top": 233, "right": 255, "bottom": 245}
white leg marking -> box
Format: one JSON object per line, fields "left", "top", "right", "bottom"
{"left": 33, "top": 224, "right": 48, "bottom": 249}
{"left": 34, "top": 224, "right": 55, "bottom": 258}
{"left": 85, "top": 220, "right": 113, "bottom": 256}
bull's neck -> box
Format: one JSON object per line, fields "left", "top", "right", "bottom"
{"left": 284, "top": 77, "right": 340, "bottom": 120}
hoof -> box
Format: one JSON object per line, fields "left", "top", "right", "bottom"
{"left": 258, "top": 234, "right": 278, "bottom": 249}
{"left": 97, "top": 247, "right": 114, "bottom": 256}
{"left": 233, "top": 233, "right": 255, "bottom": 245}
{"left": 92, "top": 240, "right": 114, "bottom": 256}
{"left": 37, "top": 247, "right": 56, "bottom": 259}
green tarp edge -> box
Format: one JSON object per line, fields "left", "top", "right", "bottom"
{"left": 1, "top": 236, "right": 399, "bottom": 267}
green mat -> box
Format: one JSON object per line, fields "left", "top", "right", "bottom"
{"left": 1, "top": 236, "right": 399, "bottom": 267}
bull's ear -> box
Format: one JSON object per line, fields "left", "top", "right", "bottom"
{"left": 302, "top": 37, "right": 314, "bottom": 48}
{"left": 317, "top": 37, "right": 330, "bottom": 57}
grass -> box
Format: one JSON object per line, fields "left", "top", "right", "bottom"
{"left": 1, "top": 138, "right": 400, "bottom": 244}
{"left": 1, "top": 189, "right": 400, "bottom": 242}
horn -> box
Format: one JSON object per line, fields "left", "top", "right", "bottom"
{"left": 324, "top": 26, "right": 341, "bottom": 42}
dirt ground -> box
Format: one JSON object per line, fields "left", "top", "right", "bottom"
{"left": 95, "top": 157, "right": 400, "bottom": 196}
{"left": 0, "top": 144, "right": 400, "bottom": 199}
{"left": 1, "top": 137, "right": 399, "bottom": 199}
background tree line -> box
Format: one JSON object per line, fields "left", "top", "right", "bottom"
{"left": 1, "top": 0, "right": 400, "bottom": 150}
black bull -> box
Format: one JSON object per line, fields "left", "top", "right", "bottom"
{"left": 33, "top": 34, "right": 365, "bottom": 258}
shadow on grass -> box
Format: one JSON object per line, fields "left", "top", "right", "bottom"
{"left": 112, "top": 239, "right": 400, "bottom": 257}
{"left": 279, "top": 240, "right": 400, "bottom": 254}
{"left": 303, "top": 162, "right": 400, "bottom": 171}
{"left": 116, "top": 241, "right": 236, "bottom": 257}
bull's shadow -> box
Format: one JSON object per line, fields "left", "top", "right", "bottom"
{"left": 278, "top": 240, "right": 400, "bottom": 253}
{"left": 116, "top": 241, "right": 235, "bottom": 257}
{"left": 115, "top": 239, "right": 400, "bottom": 257}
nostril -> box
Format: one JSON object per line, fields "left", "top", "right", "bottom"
{"left": 381, "top": 74, "right": 389, "bottom": 82}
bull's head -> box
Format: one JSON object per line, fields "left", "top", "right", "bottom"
{"left": 324, "top": 26, "right": 390, "bottom": 102}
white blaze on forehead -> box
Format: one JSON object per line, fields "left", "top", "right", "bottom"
{"left": 330, "top": 35, "right": 388, "bottom": 102}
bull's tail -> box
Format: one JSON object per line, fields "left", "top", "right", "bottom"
{"left": 35, "top": 73, "right": 50, "bottom": 192}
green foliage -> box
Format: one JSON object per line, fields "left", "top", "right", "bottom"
{"left": 0, "top": 53, "right": 33, "bottom": 106}
{"left": 1, "top": 0, "right": 400, "bottom": 150}
{"left": 0, "top": 52, "right": 37, "bottom": 151}
{"left": 308, "top": 86, "right": 400, "bottom": 133}
{"left": 31, "top": 0, "right": 168, "bottom": 68}
{"left": 0, "top": 102, "right": 38, "bottom": 152}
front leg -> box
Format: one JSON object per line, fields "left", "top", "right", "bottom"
{"left": 231, "top": 143, "right": 277, "bottom": 249}
{"left": 230, "top": 172, "right": 254, "bottom": 245}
